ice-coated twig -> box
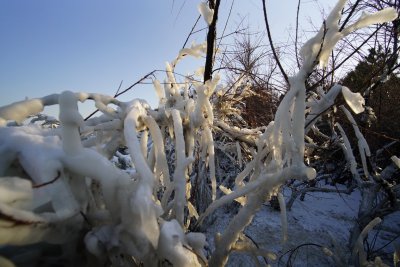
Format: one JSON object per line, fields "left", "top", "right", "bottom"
{"left": 171, "top": 109, "right": 194, "bottom": 226}
{"left": 340, "top": 106, "right": 371, "bottom": 179}
{"left": 143, "top": 115, "right": 171, "bottom": 203}
{"left": 336, "top": 123, "right": 363, "bottom": 184}
{"left": 124, "top": 100, "right": 154, "bottom": 187}
{"left": 300, "top": 0, "right": 396, "bottom": 68}
{"left": 0, "top": 94, "right": 59, "bottom": 126}
{"left": 352, "top": 217, "right": 382, "bottom": 266}
{"left": 204, "top": 126, "right": 217, "bottom": 201}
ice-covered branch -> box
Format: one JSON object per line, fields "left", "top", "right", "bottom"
{"left": 0, "top": 95, "right": 59, "bottom": 126}
{"left": 336, "top": 123, "right": 363, "bottom": 184}
{"left": 340, "top": 106, "right": 371, "bottom": 179}
{"left": 300, "top": 0, "right": 396, "bottom": 68}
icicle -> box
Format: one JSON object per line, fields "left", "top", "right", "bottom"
{"left": 236, "top": 142, "right": 243, "bottom": 168}
{"left": 336, "top": 123, "right": 362, "bottom": 184}
{"left": 277, "top": 192, "right": 288, "bottom": 243}
{"left": 341, "top": 106, "right": 371, "bottom": 179}
{"left": 171, "top": 109, "right": 193, "bottom": 226}
{"left": 140, "top": 130, "right": 149, "bottom": 159}
{"left": 147, "top": 144, "right": 156, "bottom": 173}
{"left": 290, "top": 75, "right": 306, "bottom": 164}
{"left": 204, "top": 126, "right": 216, "bottom": 201}
{"left": 124, "top": 100, "right": 154, "bottom": 186}
{"left": 59, "top": 91, "right": 84, "bottom": 156}
{"left": 144, "top": 115, "right": 170, "bottom": 187}
{"left": 153, "top": 79, "right": 166, "bottom": 101}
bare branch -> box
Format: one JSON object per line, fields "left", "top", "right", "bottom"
{"left": 339, "top": 0, "right": 362, "bottom": 32}
{"left": 295, "top": 0, "right": 301, "bottom": 69}
{"left": 261, "top": 0, "right": 289, "bottom": 85}
{"left": 84, "top": 70, "right": 156, "bottom": 120}
{"left": 182, "top": 15, "right": 202, "bottom": 49}
{"left": 204, "top": 0, "right": 221, "bottom": 82}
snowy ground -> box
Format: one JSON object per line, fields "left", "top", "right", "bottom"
{"left": 1, "top": 181, "right": 398, "bottom": 266}
{"left": 204, "top": 185, "right": 400, "bottom": 266}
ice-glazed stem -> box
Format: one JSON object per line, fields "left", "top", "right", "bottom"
{"left": 204, "top": 126, "right": 216, "bottom": 201}
{"left": 143, "top": 115, "right": 172, "bottom": 209}
{"left": 336, "top": 123, "right": 363, "bottom": 184}
{"left": 124, "top": 100, "right": 155, "bottom": 188}
{"left": 59, "top": 91, "right": 84, "bottom": 156}
{"left": 290, "top": 73, "right": 306, "bottom": 163}
{"left": 0, "top": 94, "right": 59, "bottom": 126}
{"left": 171, "top": 109, "right": 193, "bottom": 226}
{"left": 340, "top": 106, "right": 371, "bottom": 179}
{"left": 209, "top": 166, "right": 314, "bottom": 266}
{"left": 305, "top": 84, "right": 342, "bottom": 132}
{"left": 277, "top": 192, "right": 288, "bottom": 243}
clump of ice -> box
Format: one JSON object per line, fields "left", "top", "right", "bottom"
{"left": 342, "top": 86, "right": 365, "bottom": 114}
{"left": 198, "top": 2, "right": 214, "bottom": 25}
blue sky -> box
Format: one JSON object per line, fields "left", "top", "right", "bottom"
{"left": 0, "top": 0, "right": 331, "bottom": 117}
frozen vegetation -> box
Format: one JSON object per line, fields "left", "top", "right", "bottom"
{"left": 0, "top": 0, "right": 398, "bottom": 266}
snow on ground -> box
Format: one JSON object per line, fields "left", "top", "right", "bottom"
{"left": 204, "top": 184, "right": 400, "bottom": 266}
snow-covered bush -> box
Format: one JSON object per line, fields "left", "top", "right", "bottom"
{"left": 0, "top": 1, "right": 397, "bottom": 266}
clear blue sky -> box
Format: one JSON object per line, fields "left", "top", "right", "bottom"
{"left": 0, "top": 0, "right": 331, "bottom": 117}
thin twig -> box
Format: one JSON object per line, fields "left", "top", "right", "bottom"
{"left": 84, "top": 70, "right": 156, "bottom": 121}
{"left": 261, "top": 0, "right": 289, "bottom": 85}
{"left": 115, "top": 70, "right": 156, "bottom": 98}
{"left": 295, "top": 0, "right": 301, "bottom": 69}
{"left": 115, "top": 80, "right": 124, "bottom": 96}
{"left": 310, "top": 25, "right": 382, "bottom": 90}
{"left": 204, "top": 0, "right": 221, "bottom": 82}
{"left": 215, "top": 0, "right": 235, "bottom": 64}
{"left": 339, "top": 0, "right": 362, "bottom": 32}
{"left": 182, "top": 15, "right": 202, "bottom": 49}
{"left": 32, "top": 171, "right": 61, "bottom": 188}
